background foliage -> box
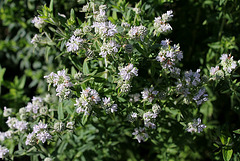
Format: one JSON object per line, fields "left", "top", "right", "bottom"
{"left": 0, "top": 0, "right": 240, "bottom": 160}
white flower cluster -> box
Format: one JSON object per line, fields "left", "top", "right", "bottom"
{"left": 32, "top": 16, "right": 45, "bottom": 29}
{"left": 75, "top": 87, "right": 101, "bottom": 115}
{"left": 220, "top": 54, "right": 237, "bottom": 73}
{"left": 131, "top": 104, "right": 161, "bottom": 140}
{"left": 0, "top": 145, "right": 9, "bottom": 159}
{"left": 132, "top": 127, "right": 148, "bottom": 143}
{"left": 120, "top": 83, "right": 132, "bottom": 93}
{"left": 118, "top": 64, "right": 138, "bottom": 81}
{"left": 176, "top": 69, "right": 208, "bottom": 105}
{"left": 74, "top": 29, "right": 83, "bottom": 36}
{"left": 95, "top": 5, "right": 108, "bottom": 22}
{"left": 141, "top": 87, "right": 159, "bottom": 103}
{"left": 0, "top": 131, "right": 13, "bottom": 141}
{"left": 91, "top": 4, "right": 118, "bottom": 38}
{"left": 153, "top": 10, "right": 173, "bottom": 35}
{"left": 6, "top": 117, "right": 28, "bottom": 132}
{"left": 92, "top": 21, "right": 118, "bottom": 38}
{"left": 99, "top": 40, "right": 120, "bottom": 58}
{"left": 44, "top": 69, "right": 73, "bottom": 99}
{"left": 156, "top": 39, "right": 183, "bottom": 73}
{"left": 118, "top": 64, "right": 138, "bottom": 94}
{"left": 66, "top": 35, "right": 84, "bottom": 53}
{"left": 26, "top": 122, "right": 52, "bottom": 145}
{"left": 143, "top": 110, "right": 158, "bottom": 129}
{"left": 25, "top": 96, "right": 48, "bottom": 117}
{"left": 128, "top": 25, "right": 147, "bottom": 41}
{"left": 186, "top": 118, "right": 206, "bottom": 133}
{"left": 5, "top": 131, "right": 13, "bottom": 139}
{"left": 210, "top": 54, "right": 238, "bottom": 79}
{"left": 102, "top": 97, "right": 118, "bottom": 113}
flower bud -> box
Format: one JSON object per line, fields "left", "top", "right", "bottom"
{"left": 54, "top": 122, "right": 65, "bottom": 132}
{"left": 3, "top": 107, "right": 12, "bottom": 117}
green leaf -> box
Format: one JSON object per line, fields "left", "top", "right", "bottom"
{"left": 81, "top": 114, "right": 88, "bottom": 125}
{"left": 58, "top": 141, "right": 68, "bottom": 154}
{"left": 222, "top": 149, "right": 233, "bottom": 161}
{"left": 68, "top": 56, "right": 82, "bottom": 71}
{"left": 19, "top": 76, "right": 26, "bottom": 89}
{"left": 0, "top": 66, "right": 6, "bottom": 94}
{"left": 58, "top": 102, "right": 64, "bottom": 120}
{"left": 233, "top": 129, "right": 240, "bottom": 134}
{"left": 83, "top": 59, "right": 89, "bottom": 75}
{"left": 112, "top": 11, "right": 118, "bottom": 20}
{"left": 49, "top": 0, "right": 54, "bottom": 12}
{"left": 70, "top": 9, "right": 75, "bottom": 22}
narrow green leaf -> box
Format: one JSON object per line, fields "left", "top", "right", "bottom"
{"left": 83, "top": 59, "right": 89, "bottom": 75}
{"left": 0, "top": 66, "right": 6, "bottom": 94}
{"left": 68, "top": 56, "right": 82, "bottom": 71}
{"left": 233, "top": 129, "right": 240, "bottom": 134}
{"left": 19, "top": 76, "right": 26, "bottom": 89}
{"left": 81, "top": 114, "right": 88, "bottom": 125}
{"left": 58, "top": 102, "right": 64, "bottom": 120}
{"left": 49, "top": 0, "right": 54, "bottom": 12}
{"left": 70, "top": 9, "right": 75, "bottom": 21}
{"left": 45, "top": 46, "right": 50, "bottom": 62}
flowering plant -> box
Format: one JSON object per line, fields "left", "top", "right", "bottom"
{"left": 1, "top": 0, "right": 240, "bottom": 160}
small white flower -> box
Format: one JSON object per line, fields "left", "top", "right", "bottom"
{"left": 31, "top": 34, "right": 41, "bottom": 45}
{"left": 102, "top": 97, "right": 111, "bottom": 106}
{"left": 220, "top": 54, "right": 237, "bottom": 74}
{"left": 33, "top": 122, "right": 48, "bottom": 134}
{"left": 210, "top": 66, "right": 219, "bottom": 75}
{"left": 66, "top": 35, "right": 83, "bottom": 52}
{"left": 15, "top": 121, "right": 28, "bottom": 131}
{"left": 141, "top": 87, "right": 159, "bottom": 103}
{"left": 0, "top": 132, "right": 5, "bottom": 141}
{"left": 36, "top": 130, "right": 52, "bottom": 143}
{"left": 4, "top": 131, "right": 13, "bottom": 139}
{"left": 75, "top": 87, "right": 101, "bottom": 115}
{"left": 153, "top": 11, "right": 173, "bottom": 35}
{"left": 6, "top": 117, "right": 17, "bottom": 129}
{"left": 25, "top": 132, "right": 36, "bottom": 145}
{"left": 3, "top": 106, "right": 12, "bottom": 117}
{"left": 119, "top": 64, "right": 138, "bottom": 81}
{"left": 99, "top": 40, "right": 120, "bottom": 58}
{"left": 133, "top": 7, "right": 141, "bottom": 14}
{"left": 92, "top": 21, "right": 118, "bottom": 38}
{"left": 66, "top": 122, "right": 74, "bottom": 129}
{"left": 0, "top": 145, "right": 9, "bottom": 159}
{"left": 132, "top": 127, "right": 148, "bottom": 143}
{"left": 128, "top": 25, "right": 147, "bottom": 41}
{"left": 106, "top": 104, "right": 118, "bottom": 113}
{"left": 186, "top": 118, "right": 206, "bottom": 133}
{"left": 32, "top": 16, "right": 45, "bottom": 29}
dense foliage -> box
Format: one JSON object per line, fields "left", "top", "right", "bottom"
{"left": 1, "top": 0, "right": 240, "bottom": 161}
